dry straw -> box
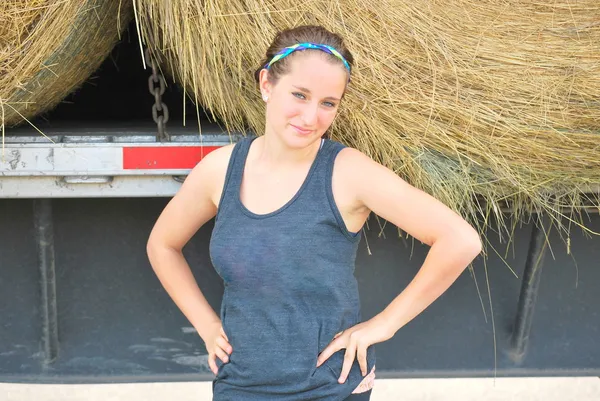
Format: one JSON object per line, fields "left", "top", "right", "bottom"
{"left": 0, "top": 0, "right": 132, "bottom": 130}
{"left": 134, "top": 0, "right": 600, "bottom": 255}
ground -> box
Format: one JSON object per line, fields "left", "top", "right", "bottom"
{"left": 4, "top": 377, "right": 600, "bottom": 400}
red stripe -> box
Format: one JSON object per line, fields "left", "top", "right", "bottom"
{"left": 123, "top": 146, "right": 221, "bottom": 170}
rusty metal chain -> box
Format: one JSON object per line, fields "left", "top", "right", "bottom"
{"left": 145, "top": 47, "right": 169, "bottom": 142}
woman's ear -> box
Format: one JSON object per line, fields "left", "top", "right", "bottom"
{"left": 259, "top": 69, "right": 272, "bottom": 102}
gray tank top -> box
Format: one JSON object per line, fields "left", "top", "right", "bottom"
{"left": 209, "top": 136, "right": 376, "bottom": 400}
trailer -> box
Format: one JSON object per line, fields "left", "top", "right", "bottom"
{"left": 1, "top": 23, "right": 599, "bottom": 384}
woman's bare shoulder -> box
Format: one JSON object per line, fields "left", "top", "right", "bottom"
{"left": 146, "top": 142, "right": 238, "bottom": 250}
{"left": 186, "top": 142, "right": 236, "bottom": 205}
{"left": 200, "top": 142, "right": 236, "bottom": 172}
{"left": 331, "top": 146, "right": 374, "bottom": 211}
{"left": 333, "top": 146, "right": 374, "bottom": 181}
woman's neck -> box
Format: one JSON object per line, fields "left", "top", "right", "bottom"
{"left": 254, "top": 131, "right": 321, "bottom": 168}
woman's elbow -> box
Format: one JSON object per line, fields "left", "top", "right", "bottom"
{"left": 146, "top": 234, "right": 175, "bottom": 261}
{"left": 462, "top": 229, "right": 483, "bottom": 257}
{"left": 443, "top": 227, "right": 483, "bottom": 260}
{"left": 146, "top": 237, "right": 161, "bottom": 264}
{"left": 146, "top": 231, "right": 160, "bottom": 255}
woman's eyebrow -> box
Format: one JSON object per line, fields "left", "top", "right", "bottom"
{"left": 292, "top": 85, "right": 340, "bottom": 101}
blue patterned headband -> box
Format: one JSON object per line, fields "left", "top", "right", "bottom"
{"left": 264, "top": 42, "right": 351, "bottom": 76}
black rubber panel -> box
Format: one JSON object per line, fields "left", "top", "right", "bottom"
{"left": 1, "top": 198, "right": 598, "bottom": 383}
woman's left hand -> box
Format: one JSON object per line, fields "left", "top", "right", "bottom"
{"left": 316, "top": 315, "right": 394, "bottom": 384}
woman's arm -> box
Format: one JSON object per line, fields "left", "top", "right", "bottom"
{"left": 346, "top": 147, "right": 483, "bottom": 334}
{"left": 146, "top": 144, "right": 234, "bottom": 373}
{"left": 317, "top": 147, "right": 482, "bottom": 382}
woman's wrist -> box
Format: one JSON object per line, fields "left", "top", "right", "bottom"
{"left": 370, "top": 312, "right": 397, "bottom": 341}
{"left": 195, "top": 316, "right": 222, "bottom": 342}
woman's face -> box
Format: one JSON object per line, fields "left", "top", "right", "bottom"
{"left": 260, "top": 53, "right": 348, "bottom": 149}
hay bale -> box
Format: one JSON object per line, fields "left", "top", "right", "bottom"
{"left": 0, "top": 0, "right": 132, "bottom": 127}
{"left": 135, "top": 0, "right": 600, "bottom": 249}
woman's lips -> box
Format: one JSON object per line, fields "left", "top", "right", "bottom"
{"left": 291, "top": 124, "right": 312, "bottom": 135}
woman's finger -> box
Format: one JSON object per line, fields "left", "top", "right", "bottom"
{"left": 316, "top": 336, "right": 343, "bottom": 367}
{"left": 215, "top": 346, "right": 230, "bottom": 364}
{"left": 220, "top": 327, "right": 229, "bottom": 342}
{"left": 338, "top": 340, "right": 357, "bottom": 384}
{"left": 208, "top": 353, "right": 218, "bottom": 375}
{"left": 216, "top": 336, "right": 233, "bottom": 355}
{"left": 356, "top": 343, "right": 368, "bottom": 376}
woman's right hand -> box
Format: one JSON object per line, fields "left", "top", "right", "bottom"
{"left": 203, "top": 321, "right": 233, "bottom": 375}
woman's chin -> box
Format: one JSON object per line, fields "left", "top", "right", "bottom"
{"left": 285, "top": 128, "right": 322, "bottom": 146}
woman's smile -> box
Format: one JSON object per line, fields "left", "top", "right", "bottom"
{"left": 290, "top": 124, "right": 313, "bottom": 135}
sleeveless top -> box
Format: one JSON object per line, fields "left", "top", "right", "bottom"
{"left": 209, "top": 136, "right": 376, "bottom": 400}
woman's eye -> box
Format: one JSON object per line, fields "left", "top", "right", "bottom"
{"left": 292, "top": 92, "right": 306, "bottom": 99}
{"left": 323, "top": 102, "right": 336, "bottom": 108}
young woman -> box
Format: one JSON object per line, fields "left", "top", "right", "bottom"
{"left": 147, "top": 25, "right": 482, "bottom": 401}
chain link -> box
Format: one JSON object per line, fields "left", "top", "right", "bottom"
{"left": 145, "top": 48, "right": 169, "bottom": 142}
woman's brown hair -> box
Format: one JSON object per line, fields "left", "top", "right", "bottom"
{"left": 254, "top": 25, "right": 354, "bottom": 85}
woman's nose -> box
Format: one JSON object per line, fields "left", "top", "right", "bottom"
{"left": 301, "top": 103, "right": 319, "bottom": 126}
